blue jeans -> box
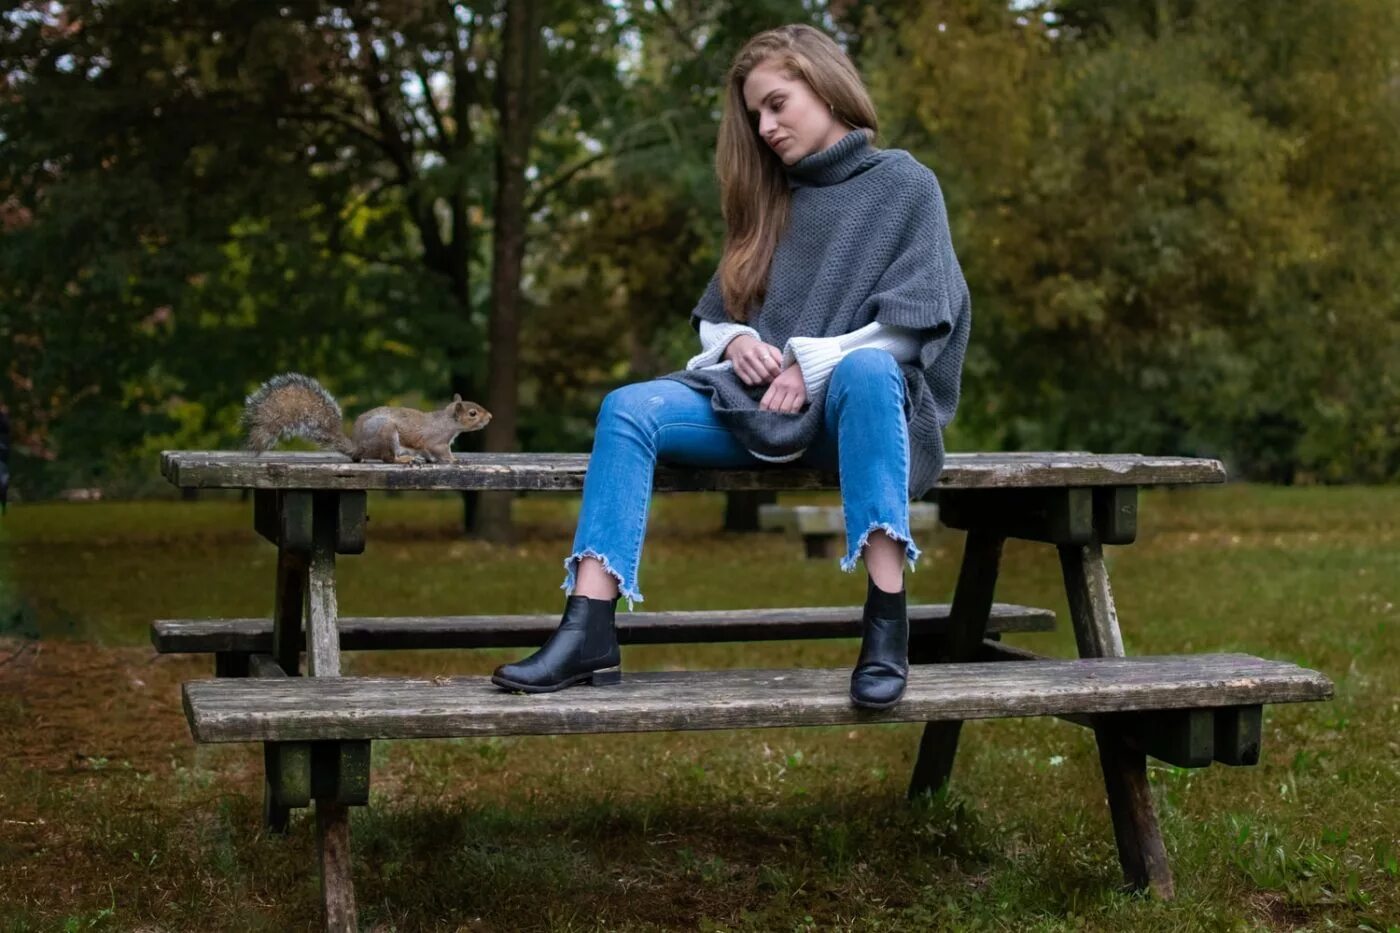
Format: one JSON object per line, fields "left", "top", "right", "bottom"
{"left": 561, "top": 347, "right": 922, "bottom": 610}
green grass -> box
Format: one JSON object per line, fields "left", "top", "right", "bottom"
{"left": 1, "top": 485, "right": 1397, "bottom": 931}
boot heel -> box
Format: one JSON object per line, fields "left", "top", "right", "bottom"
{"left": 590, "top": 665, "right": 622, "bottom": 686}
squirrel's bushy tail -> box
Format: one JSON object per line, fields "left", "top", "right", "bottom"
{"left": 243, "top": 373, "right": 356, "bottom": 456}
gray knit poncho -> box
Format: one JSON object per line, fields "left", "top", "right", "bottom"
{"left": 656, "top": 128, "right": 971, "bottom": 500}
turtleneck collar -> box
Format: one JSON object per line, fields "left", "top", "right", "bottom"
{"left": 783, "top": 127, "right": 879, "bottom": 190}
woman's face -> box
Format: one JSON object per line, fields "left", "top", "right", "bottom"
{"left": 742, "top": 59, "right": 847, "bottom": 166}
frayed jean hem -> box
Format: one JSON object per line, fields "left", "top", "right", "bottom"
{"left": 560, "top": 548, "right": 643, "bottom": 612}
{"left": 840, "top": 521, "right": 922, "bottom": 576}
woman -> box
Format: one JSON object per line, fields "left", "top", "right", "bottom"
{"left": 492, "top": 23, "right": 971, "bottom": 709}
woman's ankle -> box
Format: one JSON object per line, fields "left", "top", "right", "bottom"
{"left": 868, "top": 573, "right": 904, "bottom": 595}
{"left": 575, "top": 555, "right": 621, "bottom": 600}
{"left": 574, "top": 584, "right": 619, "bottom": 600}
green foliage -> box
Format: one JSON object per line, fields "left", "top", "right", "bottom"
{"left": 861, "top": 0, "right": 1400, "bottom": 481}
{"left": 518, "top": 0, "right": 823, "bottom": 450}
{"left": 0, "top": 0, "right": 476, "bottom": 494}
{"left": 1, "top": 0, "right": 1396, "bottom": 494}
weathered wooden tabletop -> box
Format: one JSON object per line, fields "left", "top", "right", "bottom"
{"left": 161, "top": 450, "right": 1227, "bottom": 492}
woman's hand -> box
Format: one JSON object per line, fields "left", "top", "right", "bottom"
{"left": 760, "top": 364, "right": 807, "bottom": 413}
{"left": 725, "top": 335, "right": 785, "bottom": 386}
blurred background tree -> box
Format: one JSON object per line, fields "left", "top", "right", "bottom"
{"left": 861, "top": 0, "right": 1400, "bottom": 482}
{"left": 1, "top": 0, "right": 1395, "bottom": 523}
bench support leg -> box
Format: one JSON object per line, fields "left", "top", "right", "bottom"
{"left": 908, "top": 530, "right": 1005, "bottom": 799}
{"left": 263, "top": 532, "right": 309, "bottom": 834}
{"left": 1096, "top": 727, "right": 1173, "bottom": 896}
{"left": 214, "top": 652, "right": 250, "bottom": 677}
{"left": 1059, "top": 540, "right": 1175, "bottom": 899}
{"left": 272, "top": 545, "right": 307, "bottom": 676}
{"left": 316, "top": 799, "right": 357, "bottom": 932}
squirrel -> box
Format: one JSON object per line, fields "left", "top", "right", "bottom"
{"left": 242, "top": 373, "right": 492, "bottom": 464}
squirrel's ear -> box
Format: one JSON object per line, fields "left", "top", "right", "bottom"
{"left": 452, "top": 399, "right": 466, "bottom": 413}
{"left": 452, "top": 393, "right": 462, "bottom": 403}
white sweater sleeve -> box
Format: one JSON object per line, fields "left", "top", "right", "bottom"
{"left": 780, "top": 322, "right": 924, "bottom": 398}
{"left": 685, "top": 319, "right": 762, "bottom": 371}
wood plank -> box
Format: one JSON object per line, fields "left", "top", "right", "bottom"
{"left": 253, "top": 491, "right": 313, "bottom": 552}
{"left": 938, "top": 489, "right": 1095, "bottom": 545}
{"left": 249, "top": 653, "right": 289, "bottom": 678}
{"left": 264, "top": 742, "right": 312, "bottom": 810}
{"left": 214, "top": 652, "right": 249, "bottom": 677}
{"left": 306, "top": 495, "right": 341, "bottom": 678}
{"left": 1059, "top": 541, "right": 1171, "bottom": 898}
{"left": 182, "top": 653, "right": 1333, "bottom": 744}
{"left": 1060, "top": 542, "right": 1125, "bottom": 658}
{"left": 909, "top": 531, "right": 1005, "bottom": 798}
{"left": 152, "top": 603, "right": 1057, "bottom": 654}
{"left": 1095, "top": 486, "right": 1138, "bottom": 545}
{"left": 160, "top": 450, "right": 1227, "bottom": 492}
{"left": 315, "top": 801, "right": 357, "bottom": 932}
{"left": 977, "top": 640, "right": 1257, "bottom": 769}
{"left": 335, "top": 491, "right": 367, "bottom": 555}
{"left": 271, "top": 545, "right": 306, "bottom": 678}
{"left": 1117, "top": 708, "right": 1217, "bottom": 768}
{"left": 311, "top": 741, "right": 371, "bottom": 807}
{"left": 253, "top": 489, "right": 278, "bottom": 544}
{"left": 1214, "top": 705, "right": 1263, "bottom": 766}
{"left": 1099, "top": 738, "right": 1171, "bottom": 896}
{"left": 249, "top": 653, "right": 310, "bottom": 821}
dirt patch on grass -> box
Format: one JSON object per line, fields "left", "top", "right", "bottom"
{"left": 1245, "top": 891, "right": 1315, "bottom": 930}
{"left": 0, "top": 638, "right": 214, "bottom": 921}
{"left": 0, "top": 636, "right": 199, "bottom": 776}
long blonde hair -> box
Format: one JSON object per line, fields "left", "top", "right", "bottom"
{"left": 716, "top": 24, "right": 880, "bottom": 322}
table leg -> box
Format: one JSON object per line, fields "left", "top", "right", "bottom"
{"left": 316, "top": 800, "right": 357, "bottom": 932}
{"left": 907, "top": 530, "right": 1006, "bottom": 799}
{"left": 307, "top": 493, "right": 358, "bottom": 928}
{"left": 1059, "top": 539, "right": 1174, "bottom": 899}
{"left": 306, "top": 493, "right": 342, "bottom": 677}
{"left": 253, "top": 489, "right": 367, "bottom": 925}
{"left": 272, "top": 545, "right": 307, "bottom": 676}
{"left": 264, "top": 495, "right": 310, "bottom": 834}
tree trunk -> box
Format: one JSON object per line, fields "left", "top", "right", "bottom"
{"left": 724, "top": 491, "right": 778, "bottom": 532}
{"left": 472, "top": 0, "right": 540, "bottom": 542}
{"left": 449, "top": 254, "right": 483, "bottom": 537}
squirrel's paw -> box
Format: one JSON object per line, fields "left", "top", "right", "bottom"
{"left": 393, "top": 454, "right": 418, "bottom": 465}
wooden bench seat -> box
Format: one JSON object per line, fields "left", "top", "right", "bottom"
{"left": 183, "top": 652, "right": 1332, "bottom": 744}
{"left": 152, "top": 602, "right": 1055, "bottom": 655}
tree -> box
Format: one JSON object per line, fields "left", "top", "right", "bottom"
{"left": 858, "top": 0, "right": 1400, "bottom": 481}
{"left": 0, "top": 1, "right": 639, "bottom": 514}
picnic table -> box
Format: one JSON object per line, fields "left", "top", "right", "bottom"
{"left": 152, "top": 450, "right": 1333, "bottom": 931}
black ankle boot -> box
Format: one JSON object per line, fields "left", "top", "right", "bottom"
{"left": 850, "top": 576, "right": 909, "bottom": 709}
{"left": 491, "top": 594, "right": 622, "bottom": 693}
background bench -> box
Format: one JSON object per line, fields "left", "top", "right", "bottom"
{"left": 759, "top": 501, "right": 942, "bottom": 557}
{"left": 154, "top": 450, "right": 1333, "bottom": 932}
